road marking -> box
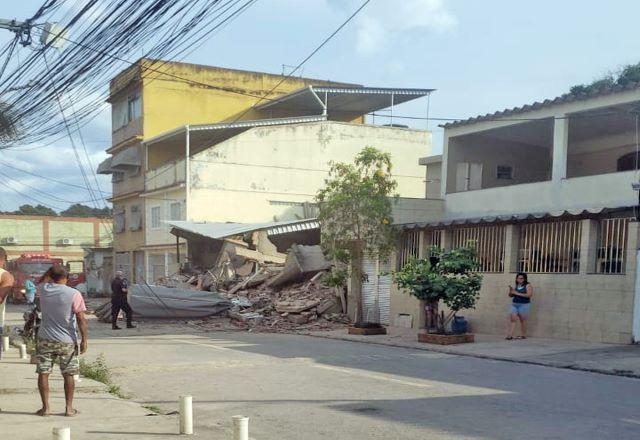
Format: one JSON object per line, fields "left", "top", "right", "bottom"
{"left": 312, "top": 364, "right": 433, "bottom": 389}
{"left": 621, "top": 418, "right": 640, "bottom": 426}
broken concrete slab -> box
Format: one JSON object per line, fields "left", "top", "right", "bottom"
{"left": 275, "top": 300, "right": 320, "bottom": 313}
{"left": 267, "top": 245, "right": 330, "bottom": 288}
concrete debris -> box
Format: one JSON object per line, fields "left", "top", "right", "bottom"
{"left": 95, "top": 245, "right": 349, "bottom": 332}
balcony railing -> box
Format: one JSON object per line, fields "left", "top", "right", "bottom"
{"left": 445, "top": 171, "right": 637, "bottom": 218}
{"left": 145, "top": 159, "right": 186, "bottom": 192}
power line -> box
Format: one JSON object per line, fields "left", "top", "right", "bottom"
{"left": 0, "top": 162, "right": 111, "bottom": 194}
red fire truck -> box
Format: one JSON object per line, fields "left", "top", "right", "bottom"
{"left": 6, "top": 254, "right": 85, "bottom": 301}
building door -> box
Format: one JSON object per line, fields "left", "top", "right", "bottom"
{"left": 362, "top": 254, "right": 391, "bottom": 325}
{"left": 133, "top": 251, "right": 144, "bottom": 284}
{"left": 456, "top": 162, "right": 483, "bottom": 191}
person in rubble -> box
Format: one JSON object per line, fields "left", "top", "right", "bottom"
{"left": 110, "top": 271, "right": 136, "bottom": 330}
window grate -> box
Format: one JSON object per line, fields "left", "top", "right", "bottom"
{"left": 452, "top": 225, "right": 505, "bottom": 272}
{"left": 397, "top": 230, "right": 421, "bottom": 269}
{"left": 596, "top": 218, "right": 629, "bottom": 274}
{"left": 518, "top": 220, "right": 582, "bottom": 273}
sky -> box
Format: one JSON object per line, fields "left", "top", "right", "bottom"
{"left": 1, "top": 0, "right": 640, "bottom": 211}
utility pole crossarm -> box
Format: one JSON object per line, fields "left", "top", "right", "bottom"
{"left": 0, "top": 18, "right": 32, "bottom": 46}
{"left": 0, "top": 18, "right": 27, "bottom": 31}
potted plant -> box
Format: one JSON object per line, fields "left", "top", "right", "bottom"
{"left": 394, "top": 246, "right": 482, "bottom": 344}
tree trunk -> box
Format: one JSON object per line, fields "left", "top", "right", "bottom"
{"left": 350, "top": 240, "right": 365, "bottom": 325}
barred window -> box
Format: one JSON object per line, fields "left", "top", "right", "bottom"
{"left": 425, "top": 229, "right": 445, "bottom": 254}
{"left": 397, "top": 230, "right": 421, "bottom": 269}
{"left": 596, "top": 218, "right": 630, "bottom": 274}
{"left": 452, "top": 225, "right": 505, "bottom": 272}
{"left": 518, "top": 220, "right": 581, "bottom": 273}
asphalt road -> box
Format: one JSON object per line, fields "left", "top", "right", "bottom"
{"left": 88, "top": 321, "right": 640, "bottom": 440}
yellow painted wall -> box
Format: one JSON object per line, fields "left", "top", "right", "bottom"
{"left": 0, "top": 218, "right": 45, "bottom": 257}
{"left": 140, "top": 60, "right": 357, "bottom": 139}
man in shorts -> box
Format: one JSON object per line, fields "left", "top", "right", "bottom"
{"left": 36, "top": 265, "right": 88, "bottom": 417}
{"left": 0, "top": 247, "right": 15, "bottom": 358}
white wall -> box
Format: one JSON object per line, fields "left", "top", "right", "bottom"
{"left": 189, "top": 121, "right": 431, "bottom": 223}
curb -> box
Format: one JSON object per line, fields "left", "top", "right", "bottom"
{"left": 304, "top": 332, "right": 640, "bottom": 380}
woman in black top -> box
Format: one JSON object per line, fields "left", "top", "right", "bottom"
{"left": 506, "top": 272, "right": 534, "bottom": 340}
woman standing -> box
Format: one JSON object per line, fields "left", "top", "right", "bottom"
{"left": 506, "top": 272, "right": 533, "bottom": 340}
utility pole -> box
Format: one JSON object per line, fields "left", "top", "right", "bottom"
{"left": 0, "top": 18, "right": 33, "bottom": 46}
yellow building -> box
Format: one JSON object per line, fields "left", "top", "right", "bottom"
{"left": 0, "top": 214, "right": 112, "bottom": 269}
{"left": 99, "top": 59, "right": 433, "bottom": 281}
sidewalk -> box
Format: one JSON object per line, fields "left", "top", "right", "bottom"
{"left": 307, "top": 327, "right": 640, "bottom": 378}
{"left": 0, "top": 307, "right": 180, "bottom": 440}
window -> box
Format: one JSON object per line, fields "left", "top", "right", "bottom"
{"left": 170, "top": 202, "right": 182, "bottom": 221}
{"left": 496, "top": 165, "right": 513, "bottom": 180}
{"left": 150, "top": 206, "right": 161, "bottom": 229}
{"left": 114, "top": 209, "right": 125, "bottom": 233}
{"left": 397, "top": 230, "right": 421, "bottom": 269}
{"left": 617, "top": 152, "right": 638, "bottom": 172}
{"left": 596, "top": 218, "right": 630, "bottom": 274}
{"left": 452, "top": 225, "right": 505, "bottom": 272}
{"left": 127, "top": 94, "right": 141, "bottom": 122}
{"left": 129, "top": 205, "right": 142, "bottom": 231}
{"left": 455, "top": 162, "right": 482, "bottom": 192}
{"left": 518, "top": 220, "right": 582, "bottom": 273}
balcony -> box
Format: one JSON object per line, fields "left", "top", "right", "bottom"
{"left": 145, "top": 159, "right": 186, "bottom": 193}
{"left": 445, "top": 171, "right": 637, "bottom": 218}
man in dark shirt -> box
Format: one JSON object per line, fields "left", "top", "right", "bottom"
{"left": 110, "top": 271, "right": 135, "bottom": 330}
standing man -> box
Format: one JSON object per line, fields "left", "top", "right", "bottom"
{"left": 0, "top": 247, "right": 15, "bottom": 346}
{"left": 24, "top": 274, "right": 37, "bottom": 304}
{"left": 36, "top": 265, "right": 88, "bottom": 417}
{"left": 111, "top": 271, "right": 135, "bottom": 330}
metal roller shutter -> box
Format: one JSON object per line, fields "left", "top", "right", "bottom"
{"left": 361, "top": 254, "right": 391, "bottom": 325}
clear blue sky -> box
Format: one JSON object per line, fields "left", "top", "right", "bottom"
{"left": 1, "top": 0, "right": 639, "bottom": 211}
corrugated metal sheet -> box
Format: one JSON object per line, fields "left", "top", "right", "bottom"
{"left": 362, "top": 254, "right": 391, "bottom": 325}
{"left": 396, "top": 206, "right": 633, "bottom": 231}
{"left": 169, "top": 219, "right": 319, "bottom": 240}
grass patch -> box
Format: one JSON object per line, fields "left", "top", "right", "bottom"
{"left": 143, "top": 404, "right": 163, "bottom": 415}
{"left": 80, "top": 354, "right": 129, "bottom": 399}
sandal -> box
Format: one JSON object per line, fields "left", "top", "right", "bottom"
{"left": 505, "top": 336, "right": 513, "bottom": 340}
{"left": 65, "top": 409, "right": 80, "bottom": 417}
{"left": 516, "top": 336, "right": 527, "bottom": 339}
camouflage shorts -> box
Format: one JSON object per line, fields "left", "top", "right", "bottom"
{"left": 36, "top": 339, "right": 79, "bottom": 376}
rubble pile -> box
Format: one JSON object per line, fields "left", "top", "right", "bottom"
{"left": 94, "top": 244, "right": 350, "bottom": 332}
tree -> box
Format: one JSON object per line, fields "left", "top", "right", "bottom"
{"left": 394, "top": 246, "right": 483, "bottom": 334}
{"left": 12, "top": 204, "right": 58, "bottom": 217}
{"left": 316, "top": 147, "right": 398, "bottom": 325}
{"left": 60, "top": 204, "right": 111, "bottom": 218}
{"left": 570, "top": 61, "right": 640, "bottom": 95}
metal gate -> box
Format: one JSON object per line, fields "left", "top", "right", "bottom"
{"left": 362, "top": 254, "right": 391, "bottom": 325}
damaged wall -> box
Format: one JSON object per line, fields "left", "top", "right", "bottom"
{"left": 189, "top": 121, "right": 431, "bottom": 223}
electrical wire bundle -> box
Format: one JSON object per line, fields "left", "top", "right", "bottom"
{"left": 0, "top": 0, "right": 259, "bottom": 148}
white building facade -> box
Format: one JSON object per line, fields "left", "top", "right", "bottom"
{"left": 390, "top": 85, "right": 640, "bottom": 344}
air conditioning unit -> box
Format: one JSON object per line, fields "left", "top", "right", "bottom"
{"left": 60, "top": 238, "right": 73, "bottom": 246}
{"left": 2, "top": 237, "right": 17, "bottom": 245}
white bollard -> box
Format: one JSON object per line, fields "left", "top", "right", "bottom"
{"left": 1, "top": 335, "right": 9, "bottom": 352}
{"left": 232, "top": 415, "right": 249, "bottom": 440}
{"left": 179, "top": 395, "right": 193, "bottom": 435}
{"left": 19, "top": 343, "right": 27, "bottom": 359}
{"left": 52, "top": 426, "right": 71, "bottom": 440}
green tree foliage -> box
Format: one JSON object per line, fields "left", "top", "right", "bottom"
{"left": 570, "top": 61, "right": 640, "bottom": 95}
{"left": 316, "top": 147, "right": 398, "bottom": 323}
{"left": 60, "top": 203, "right": 111, "bottom": 218}
{"left": 11, "top": 204, "right": 58, "bottom": 217}
{"left": 394, "top": 246, "right": 483, "bottom": 333}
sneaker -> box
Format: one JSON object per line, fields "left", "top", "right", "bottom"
{"left": 112, "top": 325, "right": 122, "bottom": 330}
{"left": 126, "top": 324, "right": 137, "bottom": 329}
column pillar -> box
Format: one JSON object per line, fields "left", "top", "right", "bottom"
{"left": 442, "top": 229, "right": 453, "bottom": 251}
{"left": 418, "top": 230, "right": 426, "bottom": 258}
{"left": 579, "top": 219, "right": 598, "bottom": 275}
{"left": 552, "top": 116, "right": 569, "bottom": 182}
{"left": 503, "top": 224, "right": 521, "bottom": 273}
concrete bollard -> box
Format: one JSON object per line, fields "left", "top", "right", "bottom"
{"left": 19, "top": 343, "right": 28, "bottom": 359}
{"left": 52, "top": 426, "right": 71, "bottom": 440}
{"left": 179, "top": 395, "right": 193, "bottom": 435}
{"left": 232, "top": 415, "right": 249, "bottom": 440}
{"left": 1, "top": 335, "right": 9, "bottom": 352}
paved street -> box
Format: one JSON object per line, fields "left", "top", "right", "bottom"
{"left": 87, "top": 320, "right": 640, "bottom": 440}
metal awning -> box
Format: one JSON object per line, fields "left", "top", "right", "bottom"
{"left": 97, "top": 157, "right": 113, "bottom": 174}
{"left": 396, "top": 206, "right": 634, "bottom": 230}
{"left": 257, "top": 86, "right": 434, "bottom": 118}
{"left": 169, "top": 218, "right": 320, "bottom": 240}
{"left": 145, "top": 115, "right": 327, "bottom": 157}
{"left": 97, "top": 146, "right": 141, "bottom": 174}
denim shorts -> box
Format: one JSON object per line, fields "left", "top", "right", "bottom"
{"left": 510, "top": 303, "right": 531, "bottom": 316}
